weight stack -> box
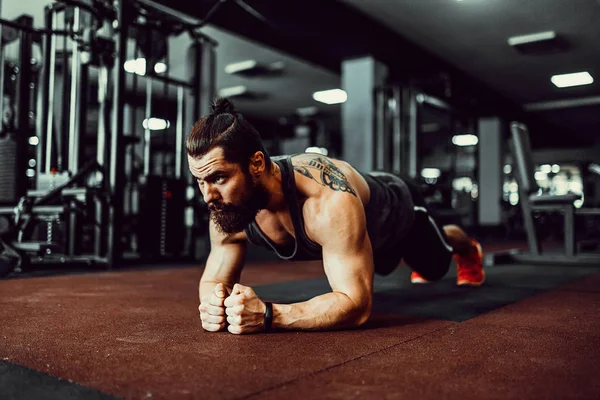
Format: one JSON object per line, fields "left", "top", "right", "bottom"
{"left": 0, "top": 134, "right": 23, "bottom": 205}
{"left": 138, "top": 176, "right": 186, "bottom": 258}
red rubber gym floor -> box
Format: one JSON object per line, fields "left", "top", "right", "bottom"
{"left": 1, "top": 248, "right": 600, "bottom": 399}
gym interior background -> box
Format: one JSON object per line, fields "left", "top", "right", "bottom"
{"left": 1, "top": 0, "right": 599, "bottom": 399}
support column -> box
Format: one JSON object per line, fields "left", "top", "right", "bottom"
{"left": 106, "top": 0, "right": 128, "bottom": 267}
{"left": 341, "top": 57, "right": 388, "bottom": 172}
{"left": 184, "top": 37, "right": 216, "bottom": 181}
{"left": 477, "top": 117, "right": 504, "bottom": 226}
{"left": 185, "top": 37, "right": 216, "bottom": 260}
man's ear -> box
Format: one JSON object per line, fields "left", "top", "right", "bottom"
{"left": 250, "top": 151, "right": 265, "bottom": 174}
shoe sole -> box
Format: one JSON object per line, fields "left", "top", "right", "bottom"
{"left": 457, "top": 275, "right": 485, "bottom": 287}
{"left": 411, "top": 278, "right": 431, "bottom": 284}
{"left": 456, "top": 242, "right": 485, "bottom": 287}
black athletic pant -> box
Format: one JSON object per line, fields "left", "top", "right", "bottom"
{"left": 374, "top": 176, "right": 454, "bottom": 280}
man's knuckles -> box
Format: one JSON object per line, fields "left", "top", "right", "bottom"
{"left": 205, "top": 304, "right": 224, "bottom": 315}
{"left": 202, "top": 321, "right": 224, "bottom": 332}
{"left": 203, "top": 314, "right": 225, "bottom": 324}
{"left": 227, "top": 324, "right": 242, "bottom": 335}
{"left": 226, "top": 315, "right": 242, "bottom": 325}
{"left": 224, "top": 295, "right": 244, "bottom": 308}
{"left": 225, "top": 304, "right": 244, "bottom": 316}
{"left": 232, "top": 283, "right": 245, "bottom": 292}
{"left": 209, "top": 294, "right": 225, "bottom": 307}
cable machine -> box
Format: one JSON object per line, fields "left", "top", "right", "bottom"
{"left": 0, "top": 0, "right": 216, "bottom": 276}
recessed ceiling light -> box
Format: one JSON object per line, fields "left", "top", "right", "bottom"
{"left": 508, "top": 31, "right": 556, "bottom": 47}
{"left": 551, "top": 72, "right": 594, "bottom": 88}
{"left": 142, "top": 118, "right": 170, "bottom": 131}
{"left": 224, "top": 60, "right": 258, "bottom": 75}
{"left": 218, "top": 85, "right": 248, "bottom": 98}
{"left": 124, "top": 58, "right": 146, "bottom": 75}
{"left": 305, "top": 147, "right": 328, "bottom": 156}
{"left": 224, "top": 60, "right": 285, "bottom": 77}
{"left": 313, "top": 89, "right": 347, "bottom": 104}
{"left": 421, "top": 168, "right": 441, "bottom": 179}
{"left": 296, "top": 106, "right": 319, "bottom": 117}
{"left": 452, "top": 134, "right": 479, "bottom": 146}
{"left": 154, "top": 62, "right": 167, "bottom": 74}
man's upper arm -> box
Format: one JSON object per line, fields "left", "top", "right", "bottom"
{"left": 202, "top": 219, "right": 248, "bottom": 286}
{"left": 308, "top": 193, "right": 374, "bottom": 311}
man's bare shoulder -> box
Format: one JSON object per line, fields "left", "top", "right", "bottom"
{"left": 284, "top": 155, "right": 367, "bottom": 244}
{"left": 287, "top": 153, "right": 370, "bottom": 209}
{"left": 289, "top": 154, "right": 359, "bottom": 195}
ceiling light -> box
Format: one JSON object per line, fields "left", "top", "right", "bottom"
{"left": 224, "top": 60, "right": 285, "bottom": 77}
{"left": 218, "top": 86, "right": 248, "bottom": 98}
{"left": 551, "top": 72, "right": 594, "bottom": 88}
{"left": 508, "top": 31, "right": 567, "bottom": 54}
{"left": 306, "top": 147, "right": 328, "bottom": 156}
{"left": 313, "top": 89, "right": 347, "bottom": 105}
{"left": 142, "top": 118, "right": 170, "bottom": 130}
{"left": 588, "top": 163, "right": 600, "bottom": 176}
{"left": 295, "top": 125, "right": 311, "bottom": 137}
{"left": 154, "top": 62, "right": 167, "bottom": 74}
{"left": 28, "top": 136, "right": 39, "bottom": 146}
{"left": 508, "top": 31, "right": 556, "bottom": 47}
{"left": 452, "top": 134, "right": 478, "bottom": 146}
{"left": 225, "top": 60, "right": 258, "bottom": 75}
{"left": 296, "top": 106, "right": 319, "bottom": 117}
{"left": 124, "top": 58, "right": 146, "bottom": 76}
{"left": 421, "top": 168, "right": 441, "bottom": 179}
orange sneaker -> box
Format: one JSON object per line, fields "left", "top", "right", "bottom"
{"left": 455, "top": 239, "right": 485, "bottom": 287}
{"left": 410, "top": 271, "right": 432, "bottom": 284}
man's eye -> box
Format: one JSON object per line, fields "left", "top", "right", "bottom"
{"left": 215, "top": 176, "right": 225, "bottom": 183}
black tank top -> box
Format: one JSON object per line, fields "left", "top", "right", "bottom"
{"left": 244, "top": 156, "right": 415, "bottom": 261}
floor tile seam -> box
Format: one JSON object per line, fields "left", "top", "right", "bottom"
{"left": 456, "top": 318, "right": 600, "bottom": 338}
{"left": 233, "top": 324, "right": 456, "bottom": 400}
{"left": 552, "top": 288, "right": 600, "bottom": 295}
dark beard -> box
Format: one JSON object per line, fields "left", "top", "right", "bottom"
{"left": 209, "top": 180, "right": 270, "bottom": 235}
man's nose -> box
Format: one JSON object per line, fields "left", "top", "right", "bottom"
{"left": 202, "top": 185, "right": 220, "bottom": 204}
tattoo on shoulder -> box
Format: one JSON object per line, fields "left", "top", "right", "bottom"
{"left": 294, "top": 166, "right": 314, "bottom": 180}
{"left": 293, "top": 157, "right": 357, "bottom": 196}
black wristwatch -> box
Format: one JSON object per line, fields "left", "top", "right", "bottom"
{"left": 264, "top": 302, "right": 273, "bottom": 332}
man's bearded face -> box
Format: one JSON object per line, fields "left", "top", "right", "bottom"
{"left": 208, "top": 171, "right": 270, "bottom": 235}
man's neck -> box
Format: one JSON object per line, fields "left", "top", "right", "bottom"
{"left": 261, "top": 161, "right": 287, "bottom": 213}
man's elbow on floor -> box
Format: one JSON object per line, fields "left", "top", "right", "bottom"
{"left": 351, "top": 302, "right": 373, "bottom": 328}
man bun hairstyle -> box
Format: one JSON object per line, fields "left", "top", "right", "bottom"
{"left": 186, "top": 98, "right": 271, "bottom": 173}
{"left": 211, "top": 97, "right": 236, "bottom": 116}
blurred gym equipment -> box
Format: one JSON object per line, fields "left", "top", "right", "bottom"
{"left": 485, "top": 122, "right": 600, "bottom": 266}
{"left": 0, "top": 0, "right": 217, "bottom": 277}
{"left": 374, "top": 85, "right": 478, "bottom": 228}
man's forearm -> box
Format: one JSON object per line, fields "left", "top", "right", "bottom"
{"left": 272, "top": 292, "right": 371, "bottom": 331}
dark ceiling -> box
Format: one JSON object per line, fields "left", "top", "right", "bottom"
{"left": 162, "top": 0, "right": 600, "bottom": 150}
{"left": 5, "top": 0, "right": 599, "bottom": 149}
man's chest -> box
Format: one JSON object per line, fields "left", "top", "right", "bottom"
{"left": 254, "top": 210, "right": 296, "bottom": 247}
{"left": 254, "top": 200, "right": 319, "bottom": 247}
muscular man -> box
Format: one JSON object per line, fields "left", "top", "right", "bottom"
{"left": 190, "top": 98, "right": 484, "bottom": 335}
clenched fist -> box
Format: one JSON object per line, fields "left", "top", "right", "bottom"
{"left": 199, "top": 283, "right": 228, "bottom": 332}
{"left": 224, "top": 283, "right": 266, "bottom": 335}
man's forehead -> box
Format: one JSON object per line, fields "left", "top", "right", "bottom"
{"left": 188, "top": 148, "right": 230, "bottom": 175}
